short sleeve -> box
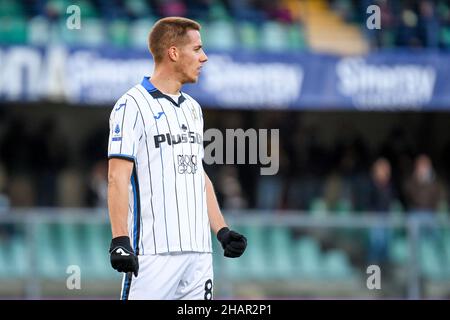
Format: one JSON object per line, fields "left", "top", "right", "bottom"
{"left": 108, "top": 96, "right": 142, "bottom": 162}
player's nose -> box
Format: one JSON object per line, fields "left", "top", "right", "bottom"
{"left": 200, "top": 50, "right": 208, "bottom": 63}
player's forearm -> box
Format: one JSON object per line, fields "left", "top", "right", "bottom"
{"left": 108, "top": 174, "right": 130, "bottom": 238}
{"left": 205, "top": 173, "right": 228, "bottom": 235}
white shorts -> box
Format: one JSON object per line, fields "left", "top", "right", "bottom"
{"left": 120, "top": 252, "right": 213, "bottom": 300}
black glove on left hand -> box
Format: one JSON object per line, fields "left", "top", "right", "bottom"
{"left": 217, "top": 227, "right": 247, "bottom": 258}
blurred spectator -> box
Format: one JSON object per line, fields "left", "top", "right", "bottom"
{"left": 216, "top": 166, "right": 248, "bottom": 210}
{"left": 403, "top": 154, "right": 445, "bottom": 273}
{"left": 263, "top": 0, "right": 294, "bottom": 24}
{"left": 403, "top": 154, "right": 441, "bottom": 213}
{"left": 156, "top": 0, "right": 187, "bottom": 17}
{"left": 30, "top": 119, "right": 68, "bottom": 207}
{"left": 285, "top": 124, "right": 328, "bottom": 210}
{"left": 323, "top": 172, "right": 351, "bottom": 211}
{"left": 330, "top": 124, "right": 370, "bottom": 211}
{"left": 186, "top": 0, "right": 213, "bottom": 20}
{"left": 0, "top": 163, "right": 10, "bottom": 213}
{"left": 369, "top": 158, "right": 396, "bottom": 212}
{"left": 0, "top": 162, "right": 13, "bottom": 241}
{"left": 0, "top": 117, "right": 35, "bottom": 206}
{"left": 397, "top": 5, "right": 422, "bottom": 47}
{"left": 85, "top": 159, "right": 108, "bottom": 208}
{"left": 367, "top": 158, "right": 396, "bottom": 265}
{"left": 329, "top": 0, "right": 355, "bottom": 22}
{"left": 82, "top": 125, "right": 109, "bottom": 169}
{"left": 380, "top": 126, "right": 415, "bottom": 208}
{"left": 367, "top": 0, "right": 397, "bottom": 48}
{"left": 418, "top": 0, "right": 440, "bottom": 48}
{"left": 224, "top": 0, "right": 267, "bottom": 23}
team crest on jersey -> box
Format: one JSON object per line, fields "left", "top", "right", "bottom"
{"left": 114, "top": 124, "right": 121, "bottom": 134}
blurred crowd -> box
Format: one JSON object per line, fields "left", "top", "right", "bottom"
{"left": 2, "top": 0, "right": 450, "bottom": 50}
{"left": 0, "top": 115, "right": 108, "bottom": 211}
{"left": 1, "top": 109, "right": 450, "bottom": 268}
{"left": 204, "top": 112, "right": 450, "bottom": 219}
{"left": 330, "top": 0, "right": 450, "bottom": 49}
{"left": 1, "top": 110, "right": 450, "bottom": 218}
{"left": 0, "top": 0, "right": 305, "bottom": 50}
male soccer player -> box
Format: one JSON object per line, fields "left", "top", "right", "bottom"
{"left": 107, "top": 17, "right": 247, "bottom": 300}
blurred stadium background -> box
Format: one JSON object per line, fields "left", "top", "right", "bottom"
{"left": 1, "top": 0, "right": 450, "bottom": 299}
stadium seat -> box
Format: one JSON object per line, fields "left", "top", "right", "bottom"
{"left": 335, "top": 198, "right": 352, "bottom": 216}
{"left": 233, "top": 225, "right": 269, "bottom": 279}
{"left": 388, "top": 235, "right": 408, "bottom": 265}
{"left": 390, "top": 200, "right": 405, "bottom": 217}
{"left": 35, "top": 223, "right": 63, "bottom": 278}
{"left": 75, "top": 0, "right": 99, "bottom": 18}
{"left": 256, "top": 176, "right": 284, "bottom": 210}
{"left": 124, "top": 0, "right": 152, "bottom": 18}
{"left": 287, "top": 24, "right": 306, "bottom": 50}
{"left": 260, "top": 21, "right": 289, "bottom": 52}
{"left": 58, "top": 18, "right": 104, "bottom": 47}
{"left": 204, "top": 20, "right": 236, "bottom": 51}
{"left": 0, "top": 241, "right": 9, "bottom": 278}
{"left": 267, "top": 227, "right": 295, "bottom": 278}
{"left": 309, "top": 197, "right": 328, "bottom": 217}
{"left": 58, "top": 223, "right": 83, "bottom": 269}
{"left": 238, "top": 22, "right": 260, "bottom": 50}
{"left": 294, "top": 236, "right": 322, "bottom": 278}
{"left": 419, "top": 237, "right": 444, "bottom": 279}
{"left": 8, "top": 235, "right": 27, "bottom": 278}
{"left": 322, "top": 249, "right": 353, "bottom": 279}
{"left": 208, "top": 1, "right": 231, "bottom": 21}
{"left": 443, "top": 230, "right": 450, "bottom": 277}
{"left": 441, "top": 27, "right": 450, "bottom": 48}
{"left": 0, "top": 16, "right": 27, "bottom": 44}
{"left": 108, "top": 20, "right": 130, "bottom": 47}
{"left": 0, "top": 0, "right": 23, "bottom": 18}
{"left": 77, "top": 19, "right": 105, "bottom": 47}
{"left": 80, "top": 223, "right": 111, "bottom": 278}
{"left": 28, "top": 16, "right": 50, "bottom": 46}
{"left": 129, "top": 18, "right": 157, "bottom": 49}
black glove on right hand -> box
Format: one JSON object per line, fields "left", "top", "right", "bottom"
{"left": 217, "top": 227, "right": 247, "bottom": 258}
{"left": 109, "top": 236, "right": 139, "bottom": 277}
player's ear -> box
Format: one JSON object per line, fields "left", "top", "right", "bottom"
{"left": 168, "top": 46, "right": 178, "bottom": 62}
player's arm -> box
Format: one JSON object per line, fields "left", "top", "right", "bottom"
{"left": 204, "top": 172, "right": 227, "bottom": 234}
{"left": 108, "top": 158, "right": 133, "bottom": 237}
{"left": 108, "top": 158, "right": 139, "bottom": 276}
{"left": 205, "top": 172, "right": 247, "bottom": 258}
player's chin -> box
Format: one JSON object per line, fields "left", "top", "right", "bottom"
{"left": 186, "top": 75, "right": 199, "bottom": 83}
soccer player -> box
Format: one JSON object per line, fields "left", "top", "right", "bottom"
{"left": 107, "top": 17, "right": 247, "bottom": 300}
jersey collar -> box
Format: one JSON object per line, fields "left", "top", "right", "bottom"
{"left": 141, "top": 76, "right": 186, "bottom": 107}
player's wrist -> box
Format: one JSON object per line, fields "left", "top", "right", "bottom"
{"left": 110, "top": 236, "right": 133, "bottom": 253}
{"left": 217, "top": 227, "right": 230, "bottom": 242}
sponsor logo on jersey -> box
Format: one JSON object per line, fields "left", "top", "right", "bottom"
{"left": 154, "top": 131, "right": 202, "bottom": 148}
{"left": 177, "top": 155, "right": 198, "bottom": 174}
{"left": 154, "top": 111, "right": 165, "bottom": 120}
{"left": 115, "top": 100, "right": 127, "bottom": 111}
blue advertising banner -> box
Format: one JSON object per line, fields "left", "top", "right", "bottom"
{"left": 0, "top": 46, "right": 448, "bottom": 110}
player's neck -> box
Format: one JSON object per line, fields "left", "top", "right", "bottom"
{"left": 150, "top": 69, "right": 182, "bottom": 95}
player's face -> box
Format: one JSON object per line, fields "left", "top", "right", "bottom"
{"left": 177, "top": 30, "right": 208, "bottom": 84}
